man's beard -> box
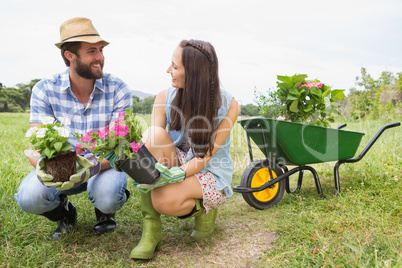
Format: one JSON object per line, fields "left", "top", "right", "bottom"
{"left": 75, "top": 56, "right": 104, "bottom": 80}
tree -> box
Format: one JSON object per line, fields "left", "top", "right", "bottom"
{"left": 132, "top": 95, "right": 142, "bottom": 113}
{"left": 344, "top": 68, "right": 401, "bottom": 119}
{"left": 16, "top": 79, "right": 40, "bottom": 111}
{"left": 132, "top": 95, "right": 156, "bottom": 114}
{"left": 240, "top": 104, "right": 260, "bottom": 116}
{"left": 141, "top": 96, "right": 156, "bottom": 114}
{"left": 0, "top": 79, "right": 40, "bottom": 112}
{"left": 0, "top": 84, "right": 24, "bottom": 112}
{"left": 396, "top": 72, "right": 402, "bottom": 93}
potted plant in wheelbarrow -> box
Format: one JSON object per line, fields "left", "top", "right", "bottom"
{"left": 25, "top": 117, "right": 100, "bottom": 190}
{"left": 75, "top": 108, "right": 160, "bottom": 186}
{"left": 256, "top": 73, "right": 346, "bottom": 127}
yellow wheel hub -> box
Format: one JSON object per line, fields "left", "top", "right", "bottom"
{"left": 251, "top": 168, "right": 279, "bottom": 202}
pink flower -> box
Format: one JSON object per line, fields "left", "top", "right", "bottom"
{"left": 276, "top": 116, "right": 286, "bottom": 121}
{"left": 116, "top": 109, "right": 126, "bottom": 123}
{"left": 82, "top": 130, "right": 94, "bottom": 142}
{"left": 97, "top": 125, "right": 109, "bottom": 139}
{"left": 299, "top": 82, "right": 322, "bottom": 90}
{"left": 75, "top": 143, "right": 85, "bottom": 154}
{"left": 130, "top": 141, "right": 142, "bottom": 153}
{"left": 90, "top": 141, "right": 96, "bottom": 152}
{"left": 112, "top": 124, "right": 129, "bottom": 137}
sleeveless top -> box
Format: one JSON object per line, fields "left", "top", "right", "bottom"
{"left": 165, "top": 87, "right": 234, "bottom": 197}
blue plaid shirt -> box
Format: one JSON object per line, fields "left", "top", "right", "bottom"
{"left": 30, "top": 68, "right": 133, "bottom": 136}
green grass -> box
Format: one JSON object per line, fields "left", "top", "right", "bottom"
{"left": 1, "top": 113, "right": 401, "bottom": 267}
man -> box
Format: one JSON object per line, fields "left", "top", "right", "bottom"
{"left": 14, "top": 17, "right": 132, "bottom": 240}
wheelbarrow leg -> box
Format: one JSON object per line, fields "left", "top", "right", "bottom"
{"left": 305, "top": 166, "right": 325, "bottom": 198}
{"left": 334, "top": 161, "right": 344, "bottom": 196}
{"left": 285, "top": 169, "right": 304, "bottom": 194}
{"left": 283, "top": 165, "right": 325, "bottom": 198}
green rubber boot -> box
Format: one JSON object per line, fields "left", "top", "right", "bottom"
{"left": 190, "top": 208, "right": 218, "bottom": 241}
{"left": 130, "top": 192, "right": 161, "bottom": 260}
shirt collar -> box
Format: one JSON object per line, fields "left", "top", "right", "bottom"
{"left": 60, "top": 68, "right": 105, "bottom": 92}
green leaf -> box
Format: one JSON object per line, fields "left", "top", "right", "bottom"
{"left": 44, "top": 148, "right": 52, "bottom": 158}
{"left": 310, "top": 87, "right": 322, "bottom": 97}
{"left": 331, "top": 89, "right": 346, "bottom": 101}
{"left": 277, "top": 75, "right": 293, "bottom": 86}
{"left": 277, "top": 82, "right": 291, "bottom": 91}
{"left": 286, "top": 93, "right": 298, "bottom": 100}
{"left": 293, "top": 80, "right": 303, "bottom": 89}
{"left": 322, "top": 89, "right": 331, "bottom": 98}
{"left": 289, "top": 88, "right": 298, "bottom": 95}
{"left": 62, "top": 143, "right": 74, "bottom": 151}
{"left": 289, "top": 100, "right": 299, "bottom": 112}
{"left": 303, "top": 104, "right": 313, "bottom": 112}
{"left": 291, "top": 74, "right": 308, "bottom": 84}
{"left": 54, "top": 142, "right": 63, "bottom": 152}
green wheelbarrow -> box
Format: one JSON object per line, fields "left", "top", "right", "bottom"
{"left": 233, "top": 117, "right": 400, "bottom": 210}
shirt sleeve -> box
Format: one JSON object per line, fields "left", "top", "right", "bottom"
{"left": 29, "top": 80, "right": 55, "bottom": 124}
{"left": 111, "top": 80, "right": 133, "bottom": 121}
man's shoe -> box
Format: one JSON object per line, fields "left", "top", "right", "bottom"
{"left": 93, "top": 208, "right": 117, "bottom": 235}
{"left": 41, "top": 194, "right": 77, "bottom": 241}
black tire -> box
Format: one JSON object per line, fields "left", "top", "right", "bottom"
{"left": 240, "top": 160, "right": 285, "bottom": 210}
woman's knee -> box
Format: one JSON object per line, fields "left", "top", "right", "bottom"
{"left": 142, "top": 126, "right": 178, "bottom": 166}
{"left": 151, "top": 191, "right": 177, "bottom": 215}
{"left": 142, "top": 126, "right": 170, "bottom": 146}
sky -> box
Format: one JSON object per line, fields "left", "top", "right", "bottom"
{"left": 0, "top": 0, "right": 401, "bottom": 105}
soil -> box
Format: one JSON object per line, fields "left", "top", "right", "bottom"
{"left": 44, "top": 151, "right": 77, "bottom": 182}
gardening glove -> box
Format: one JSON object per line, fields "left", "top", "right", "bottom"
{"left": 37, "top": 153, "right": 101, "bottom": 191}
{"left": 104, "top": 151, "right": 122, "bottom": 171}
{"left": 132, "top": 162, "right": 186, "bottom": 193}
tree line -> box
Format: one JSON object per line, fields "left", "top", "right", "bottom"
{"left": 2, "top": 67, "right": 401, "bottom": 119}
{"left": 0, "top": 79, "right": 261, "bottom": 116}
{"left": 0, "top": 80, "right": 158, "bottom": 115}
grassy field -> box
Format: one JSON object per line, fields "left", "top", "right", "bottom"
{"left": 0, "top": 113, "right": 401, "bottom": 267}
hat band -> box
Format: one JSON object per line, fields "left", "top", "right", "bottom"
{"left": 61, "top": 33, "right": 100, "bottom": 42}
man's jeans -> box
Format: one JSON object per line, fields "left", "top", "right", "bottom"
{"left": 14, "top": 168, "right": 129, "bottom": 215}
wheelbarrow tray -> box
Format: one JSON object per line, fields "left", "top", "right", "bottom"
{"left": 239, "top": 117, "right": 365, "bottom": 165}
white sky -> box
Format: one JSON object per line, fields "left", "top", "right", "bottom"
{"left": 0, "top": 0, "right": 401, "bottom": 104}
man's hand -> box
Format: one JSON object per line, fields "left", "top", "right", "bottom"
{"left": 104, "top": 151, "right": 122, "bottom": 171}
{"left": 36, "top": 153, "right": 100, "bottom": 190}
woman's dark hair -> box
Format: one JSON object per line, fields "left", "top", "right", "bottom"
{"left": 170, "top": 39, "right": 222, "bottom": 158}
{"left": 60, "top": 42, "right": 82, "bottom": 67}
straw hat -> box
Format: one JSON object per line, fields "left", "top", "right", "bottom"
{"left": 55, "top": 17, "right": 109, "bottom": 49}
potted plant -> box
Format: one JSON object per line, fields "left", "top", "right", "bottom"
{"left": 256, "top": 74, "right": 346, "bottom": 127}
{"left": 75, "top": 108, "right": 160, "bottom": 184}
{"left": 25, "top": 117, "right": 76, "bottom": 182}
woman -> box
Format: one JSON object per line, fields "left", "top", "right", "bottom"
{"left": 131, "top": 39, "right": 239, "bottom": 260}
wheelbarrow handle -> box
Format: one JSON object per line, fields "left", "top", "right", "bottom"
{"left": 348, "top": 122, "right": 400, "bottom": 163}
{"left": 334, "top": 122, "right": 400, "bottom": 195}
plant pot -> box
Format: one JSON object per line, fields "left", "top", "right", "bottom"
{"left": 44, "top": 151, "right": 77, "bottom": 182}
{"left": 117, "top": 145, "right": 160, "bottom": 184}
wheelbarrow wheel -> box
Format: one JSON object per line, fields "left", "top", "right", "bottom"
{"left": 240, "top": 160, "right": 285, "bottom": 210}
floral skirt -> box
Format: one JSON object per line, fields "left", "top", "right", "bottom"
{"left": 176, "top": 148, "right": 226, "bottom": 214}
